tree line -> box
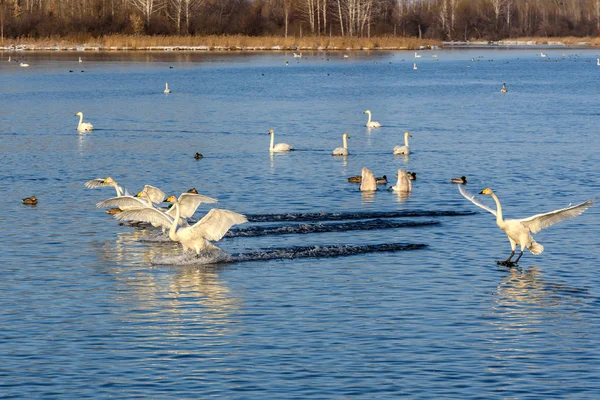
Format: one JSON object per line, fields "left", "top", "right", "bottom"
{"left": 1, "top": 0, "right": 600, "bottom": 41}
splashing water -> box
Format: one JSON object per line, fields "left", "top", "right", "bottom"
{"left": 244, "top": 210, "right": 474, "bottom": 222}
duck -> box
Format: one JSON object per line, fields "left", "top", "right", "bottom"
{"left": 187, "top": 188, "right": 199, "bottom": 194}
{"left": 194, "top": 152, "right": 203, "bottom": 159}
{"left": 407, "top": 171, "right": 417, "bottom": 180}
{"left": 500, "top": 82, "right": 508, "bottom": 93}
{"left": 375, "top": 175, "right": 388, "bottom": 185}
{"left": 22, "top": 196, "right": 38, "bottom": 205}
{"left": 451, "top": 176, "right": 467, "bottom": 184}
{"left": 347, "top": 175, "right": 362, "bottom": 183}
{"left": 164, "top": 82, "right": 171, "bottom": 94}
{"left": 393, "top": 132, "right": 412, "bottom": 155}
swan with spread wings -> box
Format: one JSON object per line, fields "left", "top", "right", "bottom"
{"left": 114, "top": 194, "right": 246, "bottom": 255}
{"left": 458, "top": 184, "right": 595, "bottom": 265}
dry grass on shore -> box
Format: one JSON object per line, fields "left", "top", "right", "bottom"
{"left": 1, "top": 34, "right": 439, "bottom": 50}
{"left": 503, "top": 36, "right": 600, "bottom": 45}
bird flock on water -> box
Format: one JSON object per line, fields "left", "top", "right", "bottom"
{"left": 19, "top": 50, "right": 598, "bottom": 265}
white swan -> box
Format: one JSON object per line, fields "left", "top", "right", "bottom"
{"left": 332, "top": 133, "right": 350, "bottom": 156}
{"left": 293, "top": 52, "right": 302, "bottom": 58}
{"left": 75, "top": 112, "right": 94, "bottom": 132}
{"left": 8, "top": 56, "right": 11, "bottom": 62}
{"left": 458, "top": 185, "right": 595, "bottom": 265}
{"left": 414, "top": 52, "right": 421, "bottom": 58}
{"left": 391, "top": 169, "right": 412, "bottom": 192}
{"left": 19, "top": 63, "right": 29, "bottom": 67}
{"left": 540, "top": 52, "right": 547, "bottom": 57}
{"left": 85, "top": 177, "right": 131, "bottom": 197}
{"left": 269, "top": 129, "right": 293, "bottom": 152}
{"left": 597, "top": 58, "right": 599, "bottom": 66}
{"left": 115, "top": 196, "right": 247, "bottom": 255}
{"left": 164, "top": 82, "right": 171, "bottom": 94}
{"left": 413, "top": 63, "right": 418, "bottom": 70}
{"left": 363, "top": 110, "right": 381, "bottom": 128}
{"left": 78, "top": 57, "right": 83, "bottom": 63}
{"left": 359, "top": 167, "right": 377, "bottom": 191}
{"left": 393, "top": 132, "right": 412, "bottom": 155}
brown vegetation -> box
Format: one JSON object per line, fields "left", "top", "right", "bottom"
{"left": 1, "top": 0, "right": 600, "bottom": 43}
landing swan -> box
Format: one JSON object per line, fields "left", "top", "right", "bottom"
{"left": 359, "top": 167, "right": 377, "bottom": 191}
{"left": 391, "top": 169, "right": 412, "bottom": 192}
{"left": 115, "top": 195, "right": 247, "bottom": 255}
{"left": 458, "top": 185, "right": 595, "bottom": 265}
{"left": 269, "top": 129, "right": 293, "bottom": 152}
{"left": 85, "top": 177, "right": 131, "bottom": 197}
{"left": 363, "top": 110, "right": 381, "bottom": 128}
{"left": 164, "top": 82, "right": 171, "bottom": 94}
{"left": 332, "top": 133, "right": 350, "bottom": 156}
{"left": 393, "top": 132, "right": 412, "bottom": 155}
{"left": 75, "top": 112, "right": 94, "bottom": 132}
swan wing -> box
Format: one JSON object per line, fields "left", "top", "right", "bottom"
{"left": 143, "top": 185, "right": 166, "bottom": 204}
{"left": 188, "top": 209, "right": 248, "bottom": 241}
{"left": 176, "top": 193, "right": 219, "bottom": 218}
{"left": 114, "top": 207, "right": 174, "bottom": 229}
{"left": 458, "top": 184, "right": 497, "bottom": 216}
{"left": 520, "top": 198, "right": 595, "bottom": 234}
{"left": 96, "top": 196, "right": 147, "bottom": 208}
{"left": 85, "top": 179, "right": 111, "bottom": 189}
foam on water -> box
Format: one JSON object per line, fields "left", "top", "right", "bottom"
{"left": 152, "top": 243, "right": 427, "bottom": 265}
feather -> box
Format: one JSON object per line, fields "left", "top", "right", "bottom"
{"left": 458, "top": 184, "right": 497, "bottom": 216}
{"left": 114, "top": 208, "right": 174, "bottom": 229}
{"left": 520, "top": 198, "right": 595, "bottom": 234}
{"left": 188, "top": 209, "right": 248, "bottom": 241}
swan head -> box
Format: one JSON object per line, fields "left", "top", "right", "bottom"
{"left": 165, "top": 195, "right": 177, "bottom": 202}
{"left": 363, "top": 110, "right": 370, "bottom": 114}
{"left": 343, "top": 133, "right": 350, "bottom": 139}
{"left": 405, "top": 132, "right": 412, "bottom": 137}
{"left": 480, "top": 188, "right": 493, "bottom": 195}
{"left": 103, "top": 177, "right": 115, "bottom": 185}
{"left": 268, "top": 129, "right": 274, "bottom": 135}
{"left": 75, "top": 112, "right": 83, "bottom": 117}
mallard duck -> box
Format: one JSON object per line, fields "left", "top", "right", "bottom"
{"left": 348, "top": 175, "right": 361, "bottom": 183}
{"left": 407, "top": 171, "right": 417, "bottom": 180}
{"left": 22, "top": 196, "right": 38, "bottom": 205}
{"left": 194, "top": 152, "right": 203, "bottom": 159}
{"left": 451, "top": 176, "right": 467, "bottom": 184}
{"left": 187, "top": 188, "right": 199, "bottom": 194}
{"left": 375, "top": 175, "right": 388, "bottom": 185}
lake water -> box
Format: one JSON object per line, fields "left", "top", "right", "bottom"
{"left": 1, "top": 48, "right": 600, "bottom": 398}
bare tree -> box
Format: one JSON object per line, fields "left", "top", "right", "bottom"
{"left": 129, "top": 0, "right": 166, "bottom": 27}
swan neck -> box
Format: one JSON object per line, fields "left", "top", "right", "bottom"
{"left": 366, "top": 111, "right": 372, "bottom": 124}
{"left": 169, "top": 201, "right": 180, "bottom": 240}
{"left": 491, "top": 192, "right": 503, "bottom": 223}
{"left": 270, "top": 132, "right": 274, "bottom": 150}
{"left": 343, "top": 135, "right": 348, "bottom": 149}
{"left": 112, "top": 182, "right": 121, "bottom": 197}
{"left": 404, "top": 133, "right": 410, "bottom": 147}
{"left": 78, "top": 113, "right": 83, "bottom": 127}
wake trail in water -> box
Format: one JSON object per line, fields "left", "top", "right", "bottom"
{"left": 139, "top": 219, "right": 439, "bottom": 242}
{"left": 152, "top": 242, "right": 427, "bottom": 265}
{"left": 245, "top": 210, "right": 474, "bottom": 222}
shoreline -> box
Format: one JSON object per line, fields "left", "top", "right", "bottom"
{"left": 1, "top": 35, "right": 599, "bottom": 52}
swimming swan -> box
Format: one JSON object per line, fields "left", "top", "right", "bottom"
{"left": 360, "top": 167, "right": 377, "bottom": 191}
{"left": 363, "top": 110, "right": 381, "bottom": 128}
{"left": 332, "top": 133, "right": 350, "bottom": 156}
{"left": 79, "top": 57, "right": 83, "bottom": 63}
{"left": 75, "top": 112, "right": 94, "bottom": 132}
{"left": 115, "top": 196, "right": 247, "bottom": 255}
{"left": 269, "top": 129, "right": 293, "bottom": 152}
{"left": 413, "top": 63, "right": 418, "bottom": 70}
{"left": 414, "top": 52, "right": 421, "bottom": 58}
{"left": 458, "top": 185, "right": 595, "bottom": 265}
{"left": 19, "top": 63, "right": 29, "bottom": 67}
{"left": 391, "top": 169, "right": 412, "bottom": 192}
{"left": 393, "top": 132, "right": 412, "bottom": 155}
{"left": 164, "top": 82, "right": 171, "bottom": 94}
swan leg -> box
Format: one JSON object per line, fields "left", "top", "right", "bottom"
{"left": 513, "top": 251, "right": 524, "bottom": 264}
{"left": 497, "top": 250, "right": 515, "bottom": 265}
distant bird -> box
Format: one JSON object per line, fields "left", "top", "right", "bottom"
{"left": 413, "top": 63, "right": 418, "bottom": 70}
{"left": 458, "top": 185, "right": 595, "bottom": 265}
{"left": 375, "top": 175, "right": 388, "bottom": 185}
{"left": 22, "top": 196, "right": 38, "bottom": 205}
{"left": 164, "top": 82, "right": 171, "bottom": 94}
{"left": 360, "top": 168, "right": 377, "bottom": 191}
{"left": 79, "top": 57, "right": 83, "bottom": 63}
{"left": 451, "top": 176, "right": 467, "bottom": 184}
{"left": 332, "top": 133, "right": 350, "bottom": 156}
{"left": 19, "top": 63, "right": 29, "bottom": 67}
{"left": 393, "top": 132, "right": 412, "bottom": 155}
{"left": 194, "top": 152, "right": 203, "bottom": 159}
{"left": 347, "top": 175, "right": 361, "bottom": 183}
{"left": 414, "top": 52, "right": 421, "bottom": 58}
{"left": 75, "top": 112, "right": 94, "bottom": 132}
{"left": 501, "top": 82, "right": 508, "bottom": 93}
{"left": 540, "top": 52, "right": 547, "bottom": 57}
{"left": 343, "top": 54, "right": 349, "bottom": 58}
{"left": 8, "top": 56, "right": 11, "bottom": 62}
{"left": 363, "top": 110, "right": 381, "bottom": 128}
{"left": 597, "top": 58, "right": 600, "bottom": 66}
{"left": 293, "top": 52, "right": 302, "bottom": 58}
{"left": 268, "top": 129, "right": 293, "bottom": 152}
{"left": 187, "top": 188, "right": 199, "bottom": 194}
